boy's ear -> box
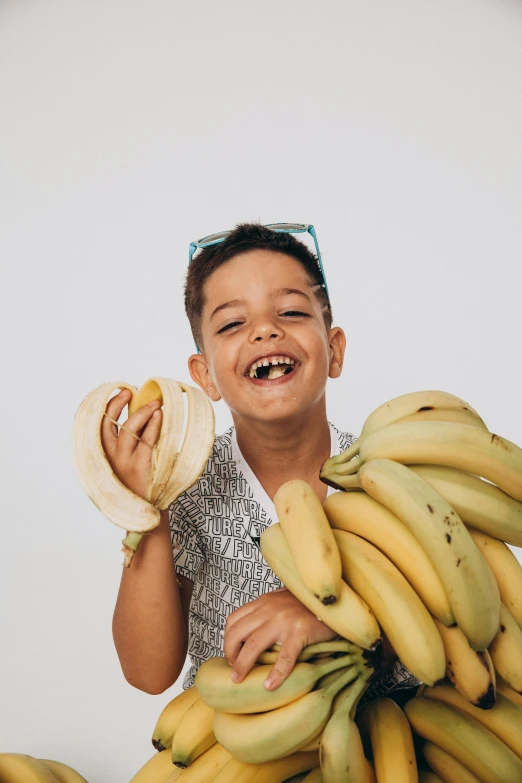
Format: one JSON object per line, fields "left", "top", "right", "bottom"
{"left": 328, "top": 327, "right": 346, "bottom": 379}
{"left": 188, "top": 353, "right": 222, "bottom": 402}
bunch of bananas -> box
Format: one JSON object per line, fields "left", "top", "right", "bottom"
{"left": 72, "top": 377, "right": 215, "bottom": 565}
{"left": 0, "top": 754, "right": 88, "bottom": 782}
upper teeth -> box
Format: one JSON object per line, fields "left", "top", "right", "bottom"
{"left": 249, "top": 356, "right": 295, "bottom": 378}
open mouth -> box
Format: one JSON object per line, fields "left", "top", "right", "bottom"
{"left": 247, "top": 355, "right": 296, "bottom": 381}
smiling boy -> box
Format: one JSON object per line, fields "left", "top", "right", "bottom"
{"left": 106, "top": 223, "right": 418, "bottom": 701}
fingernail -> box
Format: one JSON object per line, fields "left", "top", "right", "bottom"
{"left": 230, "top": 671, "right": 240, "bottom": 683}
{"left": 264, "top": 677, "right": 273, "bottom": 690}
{"left": 152, "top": 410, "right": 160, "bottom": 418}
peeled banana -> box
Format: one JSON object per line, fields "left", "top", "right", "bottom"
{"left": 72, "top": 377, "right": 214, "bottom": 564}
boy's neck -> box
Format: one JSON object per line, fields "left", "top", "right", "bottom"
{"left": 233, "top": 398, "right": 331, "bottom": 503}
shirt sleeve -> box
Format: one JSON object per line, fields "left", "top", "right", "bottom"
{"left": 169, "top": 499, "right": 204, "bottom": 583}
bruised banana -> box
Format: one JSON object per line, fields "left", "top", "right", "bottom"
{"left": 171, "top": 697, "right": 215, "bottom": 767}
{"left": 72, "top": 378, "right": 214, "bottom": 564}
{"left": 409, "top": 465, "right": 522, "bottom": 548}
{"left": 359, "top": 697, "right": 418, "bottom": 783}
{"left": 488, "top": 602, "right": 522, "bottom": 693}
{"left": 432, "top": 617, "right": 496, "bottom": 708}
{"left": 0, "top": 754, "right": 61, "bottom": 783}
{"left": 195, "top": 654, "right": 357, "bottom": 714}
{"left": 212, "top": 668, "right": 365, "bottom": 764}
{"left": 356, "top": 459, "right": 500, "bottom": 651}
{"left": 404, "top": 696, "right": 522, "bottom": 783}
{"left": 324, "top": 490, "right": 454, "bottom": 626}
{"left": 319, "top": 680, "right": 375, "bottom": 783}
{"left": 423, "top": 743, "right": 483, "bottom": 783}
{"left": 260, "top": 523, "right": 381, "bottom": 650}
{"left": 423, "top": 682, "right": 522, "bottom": 759}
{"left": 274, "top": 480, "right": 342, "bottom": 605}
{"left": 211, "top": 751, "right": 319, "bottom": 783}
{"left": 333, "top": 529, "right": 446, "bottom": 685}
{"left": 321, "top": 420, "right": 522, "bottom": 502}
{"left": 152, "top": 685, "right": 200, "bottom": 751}
{"left": 466, "top": 527, "right": 522, "bottom": 628}
{"left": 359, "top": 389, "right": 488, "bottom": 438}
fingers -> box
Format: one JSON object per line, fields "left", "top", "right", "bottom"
{"left": 101, "top": 389, "right": 132, "bottom": 453}
{"left": 113, "top": 400, "right": 162, "bottom": 459}
{"left": 264, "top": 638, "right": 305, "bottom": 690}
{"left": 229, "top": 621, "right": 297, "bottom": 686}
{"left": 224, "top": 605, "right": 267, "bottom": 666}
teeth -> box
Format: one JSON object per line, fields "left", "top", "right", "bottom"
{"left": 248, "top": 356, "right": 295, "bottom": 379}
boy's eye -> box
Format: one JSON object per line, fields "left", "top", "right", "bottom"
{"left": 282, "top": 310, "right": 310, "bottom": 317}
{"left": 217, "top": 321, "right": 242, "bottom": 334}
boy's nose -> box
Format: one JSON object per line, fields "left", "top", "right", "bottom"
{"left": 250, "top": 318, "right": 284, "bottom": 343}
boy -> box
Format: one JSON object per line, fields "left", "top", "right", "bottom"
{"left": 103, "top": 223, "right": 418, "bottom": 702}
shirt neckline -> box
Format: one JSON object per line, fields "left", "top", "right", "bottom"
{"left": 231, "top": 423, "right": 341, "bottom": 526}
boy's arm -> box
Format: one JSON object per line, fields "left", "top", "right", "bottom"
{"left": 112, "top": 509, "right": 192, "bottom": 694}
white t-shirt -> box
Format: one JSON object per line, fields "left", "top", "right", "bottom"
{"left": 169, "top": 423, "right": 420, "bottom": 701}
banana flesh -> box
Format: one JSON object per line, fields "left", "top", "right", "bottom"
{"left": 72, "top": 377, "right": 214, "bottom": 564}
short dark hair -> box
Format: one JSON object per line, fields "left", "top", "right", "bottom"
{"left": 184, "top": 222, "right": 333, "bottom": 350}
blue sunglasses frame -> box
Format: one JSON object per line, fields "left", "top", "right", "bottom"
{"left": 188, "top": 222, "right": 330, "bottom": 352}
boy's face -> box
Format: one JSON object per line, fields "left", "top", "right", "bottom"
{"left": 188, "top": 249, "right": 345, "bottom": 425}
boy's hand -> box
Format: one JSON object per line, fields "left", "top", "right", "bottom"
{"left": 100, "top": 389, "right": 163, "bottom": 499}
{"left": 224, "top": 588, "right": 337, "bottom": 691}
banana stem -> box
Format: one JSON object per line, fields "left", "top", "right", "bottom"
{"left": 121, "top": 531, "right": 144, "bottom": 567}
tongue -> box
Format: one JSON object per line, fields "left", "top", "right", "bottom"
{"left": 267, "top": 365, "right": 286, "bottom": 380}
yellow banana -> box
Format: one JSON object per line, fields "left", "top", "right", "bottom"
{"left": 213, "top": 669, "right": 367, "bottom": 764}
{"left": 324, "top": 490, "right": 454, "bottom": 626}
{"left": 164, "top": 743, "right": 232, "bottom": 782}
{"left": 432, "top": 617, "right": 496, "bottom": 708}
{"left": 359, "top": 390, "right": 487, "bottom": 438}
{"left": 260, "top": 523, "right": 381, "bottom": 650}
{"left": 128, "top": 749, "right": 179, "bottom": 783}
{"left": 423, "top": 682, "right": 522, "bottom": 758}
{"left": 72, "top": 378, "right": 214, "bottom": 565}
{"left": 404, "top": 696, "right": 522, "bottom": 783}
{"left": 489, "top": 602, "right": 522, "bottom": 692}
{"left": 195, "top": 654, "right": 357, "bottom": 714}
{"left": 152, "top": 685, "right": 200, "bottom": 751}
{"left": 212, "top": 751, "right": 319, "bottom": 783}
{"left": 355, "top": 459, "right": 500, "bottom": 651}
{"left": 274, "top": 480, "right": 342, "bottom": 605}
{"left": 0, "top": 755, "right": 61, "bottom": 783}
{"left": 333, "top": 529, "right": 446, "bottom": 685}
{"left": 38, "top": 760, "right": 88, "bottom": 783}
{"left": 257, "top": 640, "right": 358, "bottom": 665}
{"left": 321, "top": 420, "right": 522, "bottom": 501}
{"left": 359, "top": 697, "right": 417, "bottom": 783}
{"left": 409, "top": 464, "right": 522, "bottom": 548}
{"left": 171, "top": 697, "right": 215, "bottom": 767}
{"left": 320, "top": 683, "right": 375, "bottom": 782}
{"left": 467, "top": 528, "right": 522, "bottom": 628}
{"left": 423, "top": 743, "right": 482, "bottom": 783}
{"left": 496, "top": 675, "right": 522, "bottom": 707}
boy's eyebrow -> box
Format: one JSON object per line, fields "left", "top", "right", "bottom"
{"left": 274, "top": 287, "right": 311, "bottom": 300}
{"left": 209, "top": 298, "right": 246, "bottom": 321}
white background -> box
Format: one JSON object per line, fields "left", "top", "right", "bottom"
{"left": 1, "top": 0, "right": 522, "bottom": 780}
